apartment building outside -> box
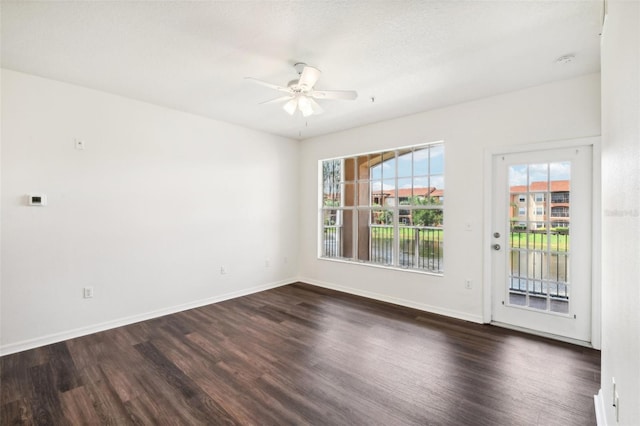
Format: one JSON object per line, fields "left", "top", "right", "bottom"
{"left": 509, "top": 180, "right": 570, "bottom": 231}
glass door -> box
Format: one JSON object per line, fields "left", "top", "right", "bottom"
{"left": 491, "top": 146, "right": 592, "bottom": 342}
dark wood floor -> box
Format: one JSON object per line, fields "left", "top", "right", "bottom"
{"left": 1, "top": 282, "right": 600, "bottom": 425}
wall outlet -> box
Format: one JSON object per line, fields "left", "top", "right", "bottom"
{"left": 465, "top": 279, "right": 473, "bottom": 289}
{"left": 28, "top": 194, "right": 47, "bottom": 206}
{"left": 74, "top": 139, "right": 85, "bottom": 150}
{"left": 83, "top": 287, "right": 94, "bottom": 298}
{"left": 220, "top": 266, "right": 227, "bottom": 275}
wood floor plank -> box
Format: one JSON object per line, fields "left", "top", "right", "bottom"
{"left": 133, "top": 341, "right": 236, "bottom": 425}
{"left": 28, "top": 363, "right": 69, "bottom": 425}
{"left": 1, "top": 282, "right": 600, "bottom": 425}
{"left": 59, "top": 386, "right": 102, "bottom": 425}
{"left": 0, "top": 354, "right": 34, "bottom": 407}
{"left": 76, "top": 365, "right": 133, "bottom": 424}
{"left": 0, "top": 398, "right": 33, "bottom": 425}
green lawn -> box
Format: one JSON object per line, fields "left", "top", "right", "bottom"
{"left": 370, "top": 229, "right": 567, "bottom": 251}
{"left": 510, "top": 231, "right": 570, "bottom": 252}
{"left": 336, "top": 227, "right": 567, "bottom": 252}
{"left": 371, "top": 226, "right": 443, "bottom": 242}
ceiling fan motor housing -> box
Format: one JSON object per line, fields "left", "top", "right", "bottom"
{"left": 288, "top": 80, "right": 310, "bottom": 93}
{"left": 293, "top": 62, "right": 307, "bottom": 75}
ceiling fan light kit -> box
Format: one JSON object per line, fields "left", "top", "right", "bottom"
{"left": 283, "top": 98, "right": 298, "bottom": 115}
{"left": 247, "top": 62, "right": 358, "bottom": 117}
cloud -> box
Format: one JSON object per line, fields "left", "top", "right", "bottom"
{"left": 549, "top": 161, "right": 571, "bottom": 180}
{"left": 430, "top": 175, "right": 444, "bottom": 189}
{"left": 509, "top": 161, "right": 571, "bottom": 186}
{"left": 509, "top": 164, "right": 528, "bottom": 186}
{"left": 371, "top": 181, "right": 395, "bottom": 191}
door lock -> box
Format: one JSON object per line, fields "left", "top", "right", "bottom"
{"left": 493, "top": 232, "right": 500, "bottom": 238}
{"left": 493, "top": 244, "right": 501, "bottom": 251}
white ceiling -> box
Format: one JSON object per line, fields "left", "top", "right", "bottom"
{"left": 1, "top": 1, "right": 602, "bottom": 140}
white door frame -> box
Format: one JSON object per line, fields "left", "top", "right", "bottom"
{"left": 483, "top": 136, "right": 601, "bottom": 349}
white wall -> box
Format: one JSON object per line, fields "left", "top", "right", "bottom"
{"left": 600, "top": 1, "right": 640, "bottom": 424}
{"left": 299, "top": 74, "right": 601, "bottom": 323}
{"left": 1, "top": 69, "right": 299, "bottom": 354}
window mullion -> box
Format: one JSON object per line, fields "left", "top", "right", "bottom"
{"left": 393, "top": 150, "right": 399, "bottom": 267}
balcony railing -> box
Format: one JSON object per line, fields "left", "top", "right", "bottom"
{"left": 508, "top": 277, "right": 569, "bottom": 299}
{"left": 508, "top": 229, "right": 570, "bottom": 305}
{"left": 551, "top": 208, "right": 570, "bottom": 218}
{"left": 322, "top": 226, "right": 341, "bottom": 258}
{"left": 371, "top": 225, "right": 443, "bottom": 273}
{"left": 551, "top": 193, "right": 570, "bottom": 203}
{"left": 322, "top": 225, "right": 443, "bottom": 273}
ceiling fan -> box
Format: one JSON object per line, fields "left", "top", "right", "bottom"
{"left": 246, "top": 62, "right": 358, "bottom": 117}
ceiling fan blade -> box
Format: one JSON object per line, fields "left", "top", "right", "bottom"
{"left": 298, "top": 66, "right": 321, "bottom": 88}
{"left": 311, "top": 90, "right": 358, "bottom": 100}
{"left": 260, "top": 96, "right": 293, "bottom": 105}
{"left": 309, "top": 98, "right": 324, "bottom": 115}
{"left": 245, "top": 77, "right": 291, "bottom": 93}
{"left": 283, "top": 98, "right": 298, "bottom": 115}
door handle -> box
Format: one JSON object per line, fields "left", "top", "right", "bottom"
{"left": 493, "top": 244, "right": 501, "bottom": 251}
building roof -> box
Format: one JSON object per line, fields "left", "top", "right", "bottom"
{"left": 510, "top": 180, "right": 570, "bottom": 193}
{"left": 396, "top": 187, "right": 436, "bottom": 198}
{"left": 371, "top": 187, "right": 443, "bottom": 199}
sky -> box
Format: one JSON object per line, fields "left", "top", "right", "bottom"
{"left": 325, "top": 151, "right": 567, "bottom": 194}
{"left": 509, "top": 161, "right": 571, "bottom": 186}
{"left": 370, "top": 146, "right": 444, "bottom": 191}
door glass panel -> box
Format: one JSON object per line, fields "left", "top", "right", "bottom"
{"left": 507, "top": 161, "right": 571, "bottom": 314}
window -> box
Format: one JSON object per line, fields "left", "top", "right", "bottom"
{"left": 551, "top": 192, "right": 570, "bottom": 203}
{"left": 320, "top": 142, "right": 444, "bottom": 273}
{"left": 534, "top": 193, "right": 545, "bottom": 202}
{"left": 518, "top": 207, "right": 526, "bottom": 216}
{"left": 518, "top": 195, "right": 526, "bottom": 203}
{"left": 551, "top": 206, "right": 570, "bottom": 217}
{"left": 535, "top": 206, "right": 544, "bottom": 216}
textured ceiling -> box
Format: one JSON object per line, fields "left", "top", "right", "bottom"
{"left": 1, "top": 1, "right": 602, "bottom": 140}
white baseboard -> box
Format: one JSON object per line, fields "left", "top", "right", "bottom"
{"left": 299, "top": 277, "right": 484, "bottom": 324}
{"left": 594, "top": 389, "right": 607, "bottom": 426}
{"left": 0, "top": 278, "right": 295, "bottom": 356}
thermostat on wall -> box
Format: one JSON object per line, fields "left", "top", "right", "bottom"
{"left": 28, "top": 194, "right": 47, "bottom": 206}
